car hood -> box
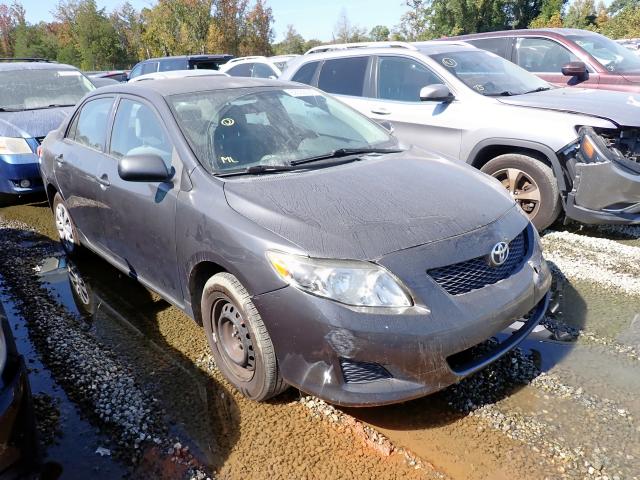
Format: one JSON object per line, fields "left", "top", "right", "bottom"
{"left": 497, "top": 88, "right": 640, "bottom": 127}
{"left": 0, "top": 107, "right": 74, "bottom": 138}
{"left": 224, "top": 151, "right": 518, "bottom": 260}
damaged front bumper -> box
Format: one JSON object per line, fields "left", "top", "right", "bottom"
{"left": 565, "top": 126, "right": 640, "bottom": 224}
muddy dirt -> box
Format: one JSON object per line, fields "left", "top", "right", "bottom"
{"left": 2, "top": 201, "right": 640, "bottom": 480}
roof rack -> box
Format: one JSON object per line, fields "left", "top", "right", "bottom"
{"left": 304, "top": 41, "right": 417, "bottom": 55}
{"left": 0, "top": 57, "right": 54, "bottom": 62}
{"left": 226, "top": 56, "right": 267, "bottom": 64}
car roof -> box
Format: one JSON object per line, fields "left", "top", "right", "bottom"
{"left": 449, "top": 28, "right": 599, "bottom": 40}
{"left": 0, "top": 61, "right": 78, "bottom": 71}
{"left": 130, "top": 69, "right": 229, "bottom": 82}
{"left": 143, "top": 54, "right": 233, "bottom": 62}
{"left": 95, "top": 76, "right": 297, "bottom": 97}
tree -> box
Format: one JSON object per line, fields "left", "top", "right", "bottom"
{"left": 600, "top": 5, "right": 640, "bottom": 38}
{"left": 110, "top": 2, "right": 145, "bottom": 64}
{"left": 240, "top": 0, "right": 274, "bottom": 55}
{"left": 273, "top": 24, "right": 305, "bottom": 54}
{"left": 564, "top": 0, "right": 596, "bottom": 28}
{"left": 608, "top": 0, "right": 640, "bottom": 15}
{"left": 595, "top": 0, "right": 609, "bottom": 27}
{"left": 396, "top": 0, "right": 431, "bottom": 40}
{"left": 333, "top": 9, "right": 368, "bottom": 43}
{"left": 370, "top": 25, "right": 390, "bottom": 41}
{"left": 207, "top": 0, "right": 249, "bottom": 55}
{"left": 529, "top": 0, "right": 567, "bottom": 27}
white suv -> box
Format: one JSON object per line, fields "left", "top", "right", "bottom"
{"left": 219, "top": 55, "right": 299, "bottom": 79}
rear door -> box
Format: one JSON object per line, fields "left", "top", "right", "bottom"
{"left": 315, "top": 56, "right": 377, "bottom": 121}
{"left": 369, "top": 55, "right": 463, "bottom": 159}
{"left": 97, "top": 96, "right": 181, "bottom": 302}
{"left": 514, "top": 36, "right": 600, "bottom": 88}
{"left": 54, "top": 96, "right": 115, "bottom": 246}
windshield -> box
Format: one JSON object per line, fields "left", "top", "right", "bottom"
{"left": 567, "top": 33, "right": 640, "bottom": 74}
{"left": 0, "top": 68, "right": 95, "bottom": 111}
{"left": 427, "top": 49, "right": 551, "bottom": 96}
{"left": 169, "top": 87, "right": 393, "bottom": 174}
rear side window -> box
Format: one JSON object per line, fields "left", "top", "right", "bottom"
{"left": 515, "top": 37, "right": 579, "bottom": 72}
{"left": 318, "top": 57, "right": 368, "bottom": 96}
{"left": 253, "top": 63, "right": 277, "bottom": 78}
{"left": 141, "top": 61, "right": 159, "bottom": 75}
{"left": 291, "top": 61, "right": 319, "bottom": 85}
{"left": 227, "top": 63, "right": 254, "bottom": 77}
{"left": 467, "top": 37, "right": 511, "bottom": 59}
{"left": 159, "top": 58, "right": 187, "bottom": 72}
{"left": 110, "top": 99, "right": 173, "bottom": 167}
{"left": 70, "top": 97, "right": 113, "bottom": 151}
{"left": 377, "top": 56, "right": 441, "bottom": 102}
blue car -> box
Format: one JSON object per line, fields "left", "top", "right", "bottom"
{"left": 0, "top": 60, "right": 94, "bottom": 205}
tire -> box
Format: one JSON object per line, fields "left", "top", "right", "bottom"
{"left": 481, "top": 154, "right": 562, "bottom": 231}
{"left": 52, "top": 193, "right": 81, "bottom": 255}
{"left": 201, "top": 272, "right": 287, "bottom": 401}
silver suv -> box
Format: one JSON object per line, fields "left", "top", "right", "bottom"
{"left": 281, "top": 41, "right": 640, "bottom": 230}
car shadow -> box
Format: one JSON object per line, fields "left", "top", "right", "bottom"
{"left": 1, "top": 227, "right": 240, "bottom": 475}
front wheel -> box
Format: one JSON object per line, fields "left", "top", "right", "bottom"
{"left": 52, "top": 193, "right": 80, "bottom": 255}
{"left": 481, "top": 154, "right": 561, "bottom": 231}
{"left": 201, "top": 272, "right": 287, "bottom": 401}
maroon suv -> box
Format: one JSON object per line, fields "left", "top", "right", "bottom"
{"left": 449, "top": 28, "right": 640, "bottom": 93}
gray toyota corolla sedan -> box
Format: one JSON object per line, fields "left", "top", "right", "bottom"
{"left": 39, "top": 77, "right": 551, "bottom": 406}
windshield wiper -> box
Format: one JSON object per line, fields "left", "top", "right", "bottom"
{"left": 289, "top": 147, "right": 402, "bottom": 166}
{"left": 485, "top": 91, "right": 517, "bottom": 97}
{"left": 521, "top": 87, "right": 552, "bottom": 95}
{"left": 214, "top": 164, "right": 299, "bottom": 177}
{"left": 22, "top": 104, "right": 76, "bottom": 111}
{"left": 0, "top": 107, "right": 24, "bottom": 112}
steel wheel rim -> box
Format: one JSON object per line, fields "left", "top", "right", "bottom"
{"left": 213, "top": 298, "right": 255, "bottom": 381}
{"left": 492, "top": 168, "right": 541, "bottom": 218}
{"left": 55, "top": 203, "right": 75, "bottom": 251}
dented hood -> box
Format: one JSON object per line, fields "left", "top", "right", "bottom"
{"left": 498, "top": 88, "right": 640, "bottom": 127}
{"left": 0, "top": 107, "right": 73, "bottom": 138}
{"left": 223, "top": 152, "right": 517, "bottom": 260}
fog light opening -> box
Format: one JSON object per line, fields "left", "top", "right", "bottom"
{"left": 19, "top": 179, "right": 31, "bottom": 188}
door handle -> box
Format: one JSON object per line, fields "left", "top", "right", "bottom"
{"left": 371, "top": 107, "right": 391, "bottom": 115}
{"left": 97, "top": 174, "right": 110, "bottom": 188}
{"left": 55, "top": 153, "right": 64, "bottom": 164}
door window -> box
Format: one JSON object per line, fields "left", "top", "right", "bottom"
{"left": 227, "top": 63, "right": 254, "bottom": 77}
{"left": 159, "top": 58, "right": 187, "bottom": 71}
{"left": 291, "top": 61, "right": 319, "bottom": 85}
{"left": 129, "top": 63, "right": 143, "bottom": 79}
{"left": 140, "top": 61, "right": 159, "bottom": 75}
{"left": 515, "top": 37, "right": 579, "bottom": 72}
{"left": 467, "top": 37, "right": 511, "bottom": 59}
{"left": 318, "top": 57, "right": 368, "bottom": 96}
{"left": 377, "top": 56, "right": 442, "bottom": 102}
{"left": 70, "top": 97, "right": 113, "bottom": 151}
{"left": 253, "top": 63, "right": 277, "bottom": 78}
{"left": 110, "top": 99, "right": 173, "bottom": 167}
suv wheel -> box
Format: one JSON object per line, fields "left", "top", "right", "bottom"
{"left": 201, "top": 272, "right": 287, "bottom": 401}
{"left": 481, "top": 154, "right": 561, "bottom": 230}
{"left": 53, "top": 193, "right": 80, "bottom": 254}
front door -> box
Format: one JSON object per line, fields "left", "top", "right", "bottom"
{"left": 514, "top": 37, "right": 600, "bottom": 88}
{"left": 97, "top": 97, "right": 181, "bottom": 302}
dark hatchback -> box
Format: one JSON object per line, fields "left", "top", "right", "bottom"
{"left": 39, "top": 77, "right": 551, "bottom": 406}
{"left": 128, "top": 54, "right": 234, "bottom": 81}
{"left": 0, "top": 61, "right": 95, "bottom": 204}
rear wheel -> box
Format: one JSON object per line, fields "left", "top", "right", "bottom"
{"left": 52, "top": 193, "right": 80, "bottom": 255}
{"left": 201, "top": 272, "right": 287, "bottom": 401}
{"left": 481, "top": 154, "right": 561, "bottom": 231}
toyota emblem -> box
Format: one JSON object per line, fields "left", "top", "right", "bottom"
{"left": 488, "top": 242, "right": 510, "bottom": 267}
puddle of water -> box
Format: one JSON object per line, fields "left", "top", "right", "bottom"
{"left": 0, "top": 279, "right": 128, "bottom": 479}
{"left": 36, "top": 256, "right": 236, "bottom": 471}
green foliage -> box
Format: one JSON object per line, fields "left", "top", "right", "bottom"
{"left": 564, "top": 0, "right": 596, "bottom": 28}
{"left": 600, "top": 5, "right": 640, "bottom": 38}
{"left": 370, "top": 25, "right": 390, "bottom": 41}
{"left": 272, "top": 25, "right": 306, "bottom": 54}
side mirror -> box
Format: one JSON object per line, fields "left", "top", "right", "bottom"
{"left": 420, "top": 84, "right": 454, "bottom": 102}
{"left": 118, "top": 154, "right": 171, "bottom": 182}
{"left": 561, "top": 61, "right": 588, "bottom": 79}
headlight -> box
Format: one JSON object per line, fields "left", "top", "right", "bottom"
{"left": 0, "top": 137, "right": 32, "bottom": 155}
{"left": 267, "top": 251, "right": 413, "bottom": 307}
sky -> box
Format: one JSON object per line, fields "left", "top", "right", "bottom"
{"left": 18, "top": 0, "right": 408, "bottom": 42}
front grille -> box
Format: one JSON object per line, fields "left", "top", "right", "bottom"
{"left": 340, "top": 358, "right": 391, "bottom": 384}
{"left": 427, "top": 230, "right": 528, "bottom": 296}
